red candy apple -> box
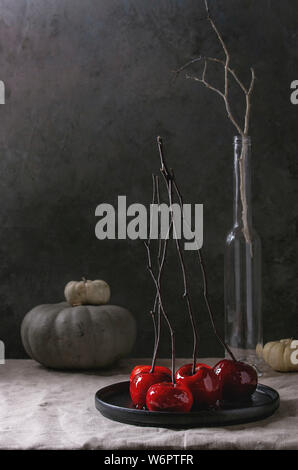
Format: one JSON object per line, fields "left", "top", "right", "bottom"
{"left": 175, "top": 362, "right": 211, "bottom": 381}
{"left": 146, "top": 382, "right": 193, "bottom": 412}
{"left": 175, "top": 363, "right": 221, "bottom": 409}
{"left": 130, "top": 371, "right": 171, "bottom": 409}
{"left": 213, "top": 359, "right": 258, "bottom": 401}
{"left": 130, "top": 365, "right": 171, "bottom": 383}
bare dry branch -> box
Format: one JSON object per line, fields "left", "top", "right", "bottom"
{"left": 178, "top": 1, "right": 255, "bottom": 138}
{"left": 177, "top": 0, "right": 256, "bottom": 252}
{"left": 185, "top": 72, "right": 224, "bottom": 99}
{"left": 205, "top": 57, "right": 248, "bottom": 94}
{"left": 144, "top": 236, "right": 176, "bottom": 383}
{"left": 157, "top": 136, "right": 199, "bottom": 374}
{"left": 148, "top": 175, "right": 173, "bottom": 373}
{"left": 170, "top": 167, "right": 237, "bottom": 362}
{"left": 173, "top": 56, "right": 202, "bottom": 77}
{"left": 244, "top": 68, "right": 255, "bottom": 134}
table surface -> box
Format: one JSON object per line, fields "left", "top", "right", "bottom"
{"left": 0, "top": 358, "right": 297, "bottom": 450}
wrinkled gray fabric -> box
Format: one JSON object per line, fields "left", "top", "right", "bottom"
{"left": 0, "top": 359, "right": 297, "bottom": 449}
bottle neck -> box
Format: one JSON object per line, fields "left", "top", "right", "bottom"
{"left": 233, "top": 136, "right": 252, "bottom": 229}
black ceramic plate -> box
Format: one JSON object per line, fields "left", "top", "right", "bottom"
{"left": 95, "top": 381, "right": 280, "bottom": 428}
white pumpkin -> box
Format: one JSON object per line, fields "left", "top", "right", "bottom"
{"left": 64, "top": 278, "right": 110, "bottom": 306}
{"left": 259, "top": 339, "right": 298, "bottom": 372}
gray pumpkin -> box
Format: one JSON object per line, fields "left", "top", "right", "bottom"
{"left": 21, "top": 302, "right": 136, "bottom": 369}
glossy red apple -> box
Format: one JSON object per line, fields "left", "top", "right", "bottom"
{"left": 146, "top": 382, "right": 193, "bottom": 412}
{"left": 175, "top": 363, "right": 221, "bottom": 409}
{"left": 130, "top": 371, "right": 171, "bottom": 409}
{"left": 213, "top": 359, "right": 258, "bottom": 401}
{"left": 130, "top": 365, "right": 171, "bottom": 383}
{"left": 175, "top": 362, "right": 211, "bottom": 381}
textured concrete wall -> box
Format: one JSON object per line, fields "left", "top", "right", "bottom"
{"left": 0, "top": 0, "right": 297, "bottom": 359}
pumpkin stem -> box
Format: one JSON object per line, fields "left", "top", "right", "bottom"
{"left": 82, "top": 277, "right": 87, "bottom": 283}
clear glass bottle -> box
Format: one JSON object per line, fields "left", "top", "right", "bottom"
{"left": 224, "top": 136, "right": 263, "bottom": 369}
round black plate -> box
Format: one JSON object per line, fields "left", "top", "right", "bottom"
{"left": 95, "top": 381, "right": 280, "bottom": 428}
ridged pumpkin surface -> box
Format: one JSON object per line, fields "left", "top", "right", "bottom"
{"left": 21, "top": 302, "right": 136, "bottom": 369}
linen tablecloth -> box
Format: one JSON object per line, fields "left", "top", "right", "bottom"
{"left": 0, "top": 358, "right": 297, "bottom": 450}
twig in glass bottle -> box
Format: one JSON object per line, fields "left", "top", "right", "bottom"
{"left": 175, "top": 0, "right": 255, "bottom": 255}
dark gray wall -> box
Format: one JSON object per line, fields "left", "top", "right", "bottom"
{"left": 0, "top": 0, "right": 297, "bottom": 359}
